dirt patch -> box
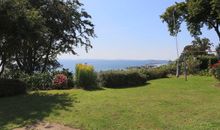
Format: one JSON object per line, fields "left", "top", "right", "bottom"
{"left": 214, "top": 83, "right": 220, "bottom": 88}
{"left": 14, "top": 122, "right": 80, "bottom": 130}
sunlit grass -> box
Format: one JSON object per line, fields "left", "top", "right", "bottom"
{"left": 1, "top": 76, "right": 220, "bottom": 130}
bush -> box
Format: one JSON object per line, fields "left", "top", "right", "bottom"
{"left": 0, "top": 79, "right": 26, "bottom": 97}
{"left": 211, "top": 61, "right": 220, "bottom": 80}
{"left": 185, "top": 56, "right": 201, "bottom": 74}
{"left": 53, "top": 74, "right": 68, "bottom": 89}
{"left": 197, "top": 55, "right": 218, "bottom": 70}
{"left": 213, "top": 66, "right": 220, "bottom": 80}
{"left": 75, "top": 64, "right": 97, "bottom": 89}
{"left": 197, "top": 69, "right": 212, "bottom": 76}
{"left": 140, "top": 67, "right": 168, "bottom": 80}
{"left": 20, "top": 72, "right": 53, "bottom": 90}
{"left": 99, "top": 70, "right": 147, "bottom": 88}
{"left": 53, "top": 69, "right": 74, "bottom": 88}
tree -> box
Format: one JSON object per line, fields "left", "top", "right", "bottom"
{"left": 161, "top": 0, "right": 220, "bottom": 41}
{"left": 179, "top": 37, "right": 217, "bottom": 73}
{"left": 0, "top": 0, "right": 95, "bottom": 74}
{"left": 0, "top": 0, "right": 45, "bottom": 74}
{"left": 182, "top": 37, "right": 213, "bottom": 57}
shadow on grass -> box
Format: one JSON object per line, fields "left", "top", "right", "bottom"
{"left": 84, "top": 87, "right": 106, "bottom": 91}
{"left": 105, "top": 83, "right": 151, "bottom": 89}
{"left": 0, "top": 92, "right": 76, "bottom": 129}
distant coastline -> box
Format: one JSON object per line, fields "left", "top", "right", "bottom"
{"left": 59, "top": 59, "right": 169, "bottom": 72}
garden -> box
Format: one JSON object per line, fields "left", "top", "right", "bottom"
{"left": 1, "top": 76, "right": 220, "bottom": 130}
{"left": 1, "top": 0, "right": 220, "bottom": 129}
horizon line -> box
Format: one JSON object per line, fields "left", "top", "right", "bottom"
{"left": 58, "top": 58, "right": 171, "bottom": 61}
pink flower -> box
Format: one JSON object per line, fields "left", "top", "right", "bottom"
{"left": 53, "top": 74, "right": 68, "bottom": 88}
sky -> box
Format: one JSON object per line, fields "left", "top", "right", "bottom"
{"left": 58, "top": 0, "right": 219, "bottom": 60}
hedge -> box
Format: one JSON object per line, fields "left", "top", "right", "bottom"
{"left": 0, "top": 79, "right": 27, "bottom": 97}
{"left": 99, "top": 70, "right": 147, "bottom": 88}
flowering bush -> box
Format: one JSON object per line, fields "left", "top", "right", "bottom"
{"left": 75, "top": 64, "right": 97, "bottom": 89}
{"left": 53, "top": 69, "right": 75, "bottom": 88}
{"left": 53, "top": 74, "right": 68, "bottom": 89}
{"left": 211, "top": 61, "right": 220, "bottom": 68}
{"left": 211, "top": 61, "right": 220, "bottom": 80}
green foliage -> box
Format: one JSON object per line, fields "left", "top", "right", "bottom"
{"left": 75, "top": 64, "right": 97, "bottom": 89}
{"left": 216, "top": 44, "right": 220, "bottom": 58}
{"left": 181, "top": 38, "right": 213, "bottom": 57}
{"left": 0, "top": 79, "right": 26, "bottom": 97}
{"left": 197, "top": 69, "right": 212, "bottom": 76}
{"left": 185, "top": 56, "right": 201, "bottom": 74}
{"left": 211, "top": 62, "right": 220, "bottom": 81}
{"left": 141, "top": 67, "right": 169, "bottom": 80}
{"left": 178, "top": 37, "right": 217, "bottom": 75}
{"left": 0, "top": 0, "right": 95, "bottom": 75}
{"left": 213, "top": 66, "right": 220, "bottom": 81}
{"left": 0, "top": 70, "right": 27, "bottom": 79}
{"left": 197, "top": 55, "right": 218, "bottom": 70}
{"left": 161, "top": 0, "right": 220, "bottom": 40}
{"left": 99, "top": 70, "right": 147, "bottom": 88}
{"left": 20, "top": 72, "right": 53, "bottom": 90}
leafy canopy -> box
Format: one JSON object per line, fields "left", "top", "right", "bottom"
{"left": 0, "top": 0, "right": 95, "bottom": 74}
{"left": 161, "top": 0, "right": 220, "bottom": 40}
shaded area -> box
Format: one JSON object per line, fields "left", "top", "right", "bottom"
{"left": 0, "top": 92, "right": 76, "bottom": 130}
{"left": 108, "top": 83, "right": 150, "bottom": 89}
{"left": 84, "top": 87, "right": 106, "bottom": 91}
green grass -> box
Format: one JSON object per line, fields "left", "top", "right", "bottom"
{"left": 1, "top": 76, "right": 220, "bottom": 130}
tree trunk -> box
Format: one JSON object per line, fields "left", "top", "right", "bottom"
{"left": 0, "top": 62, "right": 5, "bottom": 76}
{"left": 215, "top": 28, "right": 220, "bottom": 42}
{"left": 0, "top": 55, "right": 6, "bottom": 76}
{"left": 214, "top": 23, "right": 220, "bottom": 42}
{"left": 42, "top": 41, "right": 52, "bottom": 72}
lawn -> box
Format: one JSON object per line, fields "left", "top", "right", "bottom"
{"left": 1, "top": 76, "right": 220, "bottom": 130}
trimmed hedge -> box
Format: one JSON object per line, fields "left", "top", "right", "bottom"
{"left": 99, "top": 70, "right": 147, "bottom": 88}
{"left": 0, "top": 79, "right": 26, "bottom": 97}
{"left": 140, "top": 67, "right": 168, "bottom": 80}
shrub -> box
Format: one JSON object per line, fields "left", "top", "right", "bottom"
{"left": 75, "top": 64, "right": 97, "bottom": 89}
{"left": 140, "top": 67, "right": 168, "bottom": 80}
{"left": 99, "top": 70, "right": 147, "bottom": 88}
{"left": 53, "top": 69, "right": 74, "bottom": 88}
{"left": 0, "top": 79, "right": 26, "bottom": 97}
{"left": 211, "top": 61, "right": 220, "bottom": 80}
{"left": 213, "top": 66, "right": 220, "bottom": 80}
{"left": 53, "top": 74, "right": 68, "bottom": 89}
{"left": 197, "top": 55, "right": 218, "bottom": 70}
{"left": 197, "top": 69, "right": 212, "bottom": 76}
{"left": 185, "top": 56, "right": 201, "bottom": 74}
{"left": 20, "top": 72, "right": 53, "bottom": 90}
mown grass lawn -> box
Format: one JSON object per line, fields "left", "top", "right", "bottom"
{"left": 1, "top": 76, "right": 220, "bottom": 130}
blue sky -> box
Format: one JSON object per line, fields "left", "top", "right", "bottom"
{"left": 59, "top": 0, "right": 219, "bottom": 60}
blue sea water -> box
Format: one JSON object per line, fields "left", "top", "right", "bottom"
{"left": 59, "top": 59, "right": 168, "bottom": 72}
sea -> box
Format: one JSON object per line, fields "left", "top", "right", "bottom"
{"left": 59, "top": 59, "right": 168, "bottom": 72}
